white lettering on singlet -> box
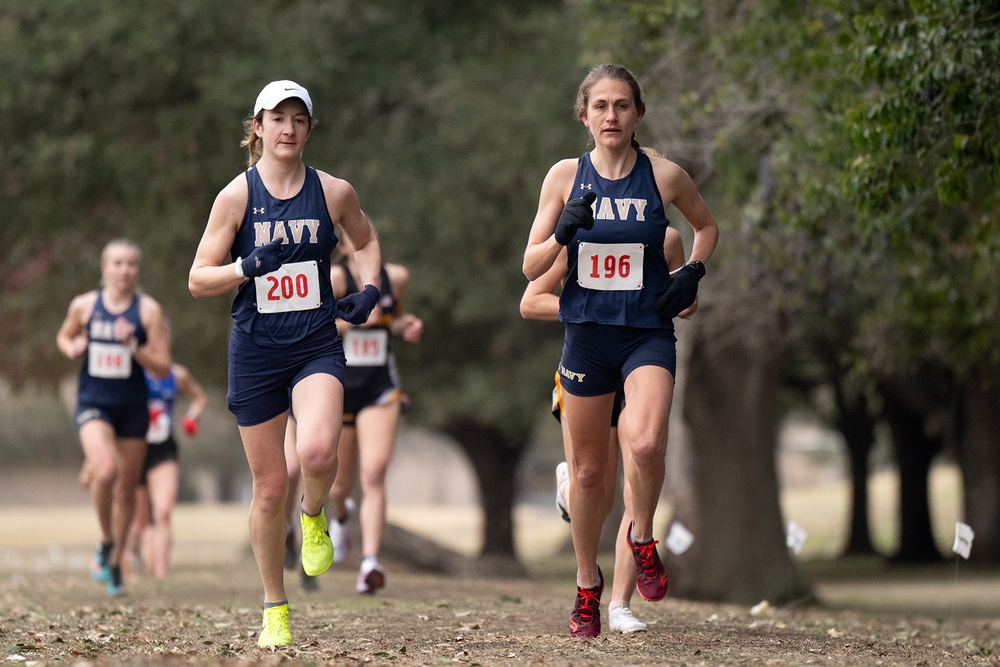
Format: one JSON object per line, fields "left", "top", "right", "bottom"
{"left": 89, "top": 320, "right": 115, "bottom": 340}
{"left": 594, "top": 197, "right": 648, "bottom": 222}
{"left": 252, "top": 220, "right": 321, "bottom": 246}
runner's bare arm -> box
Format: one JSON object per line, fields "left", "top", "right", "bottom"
{"left": 189, "top": 174, "right": 251, "bottom": 298}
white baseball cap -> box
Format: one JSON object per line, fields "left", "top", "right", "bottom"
{"left": 254, "top": 80, "right": 313, "bottom": 116}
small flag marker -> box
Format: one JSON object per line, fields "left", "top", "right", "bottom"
{"left": 786, "top": 521, "right": 807, "bottom": 555}
{"left": 952, "top": 522, "right": 974, "bottom": 560}
{"left": 665, "top": 521, "right": 694, "bottom": 555}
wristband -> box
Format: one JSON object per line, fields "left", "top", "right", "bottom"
{"left": 685, "top": 260, "right": 706, "bottom": 279}
{"left": 234, "top": 258, "right": 245, "bottom": 279}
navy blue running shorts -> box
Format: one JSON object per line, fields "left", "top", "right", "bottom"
{"left": 141, "top": 436, "right": 179, "bottom": 485}
{"left": 551, "top": 374, "right": 626, "bottom": 426}
{"left": 75, "top": 403, "right": 149, "bottom": 439}
{"left": 557, "top": 322, "right": 677, "bottom": 398}
{"left": 343, "top": 384, "right": 402, "bottom": 426}
{"left": 227, "top": 320, "right": 346, "bottom": 427}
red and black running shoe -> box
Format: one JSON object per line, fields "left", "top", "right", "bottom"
{"left": 569, "top": 566, "right": 604, "bottom": 638}
{"left": 627, "top": 521, "right": 669, "bottom": 601}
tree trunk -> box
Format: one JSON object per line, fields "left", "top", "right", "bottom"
{"left": 381, "top": 522, "right": 476, "bottom": 574}
{"left": 670, "top": 294, "right": 812, "bottom": 605}
{"left": 833, "top": 383, "right": 877, "bottom": 555}
{"left": 957, "top": 378, "right": 1000, "bottom": 563}
{"left": 879, "top": 384, "right": 942, "bottom": 563}
{"left": 444, "top": 419, "right": 527, "bottom": 576}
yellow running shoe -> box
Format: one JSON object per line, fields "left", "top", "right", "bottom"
{"left": 258, "top": 603, "right": 291, "bottom": 648}
{"left": 300, "top": 508, "right": 334, "bottom": 577}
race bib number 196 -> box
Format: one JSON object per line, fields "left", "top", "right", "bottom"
{"left": 577, "top": 242, "right": 644, "bottom": 291}
{"left": 255, "top": 261, "right": 322, "bottom": 313}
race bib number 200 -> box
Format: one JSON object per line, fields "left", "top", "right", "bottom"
{"left": 255, "top": 261, "right": 322, "bottom": 313}
{"left": 576, "top": 242, "right": 644, "bottom": 291}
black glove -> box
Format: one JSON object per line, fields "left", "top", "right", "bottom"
{"left": 336, "top": 284, "right": 380, "bottom": 324}
{"left": 655, "top": 263, "right": 703, "bottom": 319}
{"left": 554, "top": 191, "right": 597, "bottom": 245}
{"left": 241, "top": 238, "right": 285, "bottom": 278}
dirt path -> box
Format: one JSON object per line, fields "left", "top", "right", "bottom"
{"left": 2, "top": 550, "right": 998, "bottom": 665}
{"left": 1, "top": 503, "right": 998, "bottom": 665}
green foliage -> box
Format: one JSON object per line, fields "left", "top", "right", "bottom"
{"left": 333, "top": 4, "right": 583, "bottom": 442}
{"left": 846, "top": 0, "right": 1000, "bottom": 376}
{"left": 0, "top": 0, "right": 262, "bottom": 385}
{"left": 581, "top": 0, "right": 1000, "bottom": 387}
{"left": 0, "top": 0, "right": 579, "bottom": 447}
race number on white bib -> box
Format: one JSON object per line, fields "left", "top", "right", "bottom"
{"left": 255, "top": 261, "right": 322, "bottom": 313}
{"left": 576, "top": 242, "right": 644, "bottom": 291}
{"left": 88, "top": 341, "right": 132, "bottom": 379}
{"left": 343, "top": 329, "right": 389, "bottom": 367}
{"left": 146, "top": 399, "right": 170, "bottom": 444}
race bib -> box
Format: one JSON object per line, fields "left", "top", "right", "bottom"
{"left": 146, "top": 399, "right": 170, "bottom": 444}
{"left": 577, "top": 242, "right": 644, "bottom": 290}
{"left": 88, "top": 341, "right": 132, "bottom": 379}
{"left": 255, "top": 261, "right": 322, "bottom": 313}
{"left": 343, "top": 328, "right": 389, "bottom": 367}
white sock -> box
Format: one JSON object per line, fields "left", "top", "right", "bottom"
{"left": 630, "top": 527, "right": 652, "bottom": 544}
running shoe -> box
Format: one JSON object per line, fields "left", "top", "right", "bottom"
{"left": 90, "top": 542, "right": 112, "bottom": 583}
{"left": 569, "top": 566, "right": 604, "bottom": 638}
{"left": 329, "top": 497, "right": 354, "bottom": 564}
{"left": 555, "top": 462, "right": 571, "bottom": 524}
{"left": 300, "top": 563, "right": 319, "bottom": 592}
{"left": 626, "top": 521, "right": 669, "bottom": 601}
{"left": 356, "top": 556, "right": 385, "bottom": 594}
{"left": 106, "top": 566, "right": 127, "bottom": 597}
{"left": 257, "top": 603, "right": 292, "bottom": 648}
{"left": 608, "top": 604, "right": 648, "bottom": 633}
{"left": 300, "top": 508, "right": 333, "bottom": 577}
{"left": 283, "top": 524, "right": 297, "bottom": 570}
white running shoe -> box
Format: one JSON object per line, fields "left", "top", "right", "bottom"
{"left": 329, "top": 498, "right": 355, "bottom": 564}
{"left": 608, "top": 604, "right": 649, "bottom": 633}
{"left": 555, "top": 462, "right": 570, "bottom": 524}
{"left": 356, "top": 555, "right": 385, "bottom": 594}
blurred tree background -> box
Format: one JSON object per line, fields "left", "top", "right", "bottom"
{"left": 1, "top": 0, "right": 998, "bottom": 600}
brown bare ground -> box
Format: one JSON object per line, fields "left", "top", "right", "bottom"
{"left": 1, "top": 503, "right": 999, "bottom": 666}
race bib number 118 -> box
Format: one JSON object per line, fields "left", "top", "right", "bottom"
{"left": 88, "top": 342, "right": 132, "bottom": 379}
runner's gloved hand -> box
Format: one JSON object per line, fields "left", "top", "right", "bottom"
{"left": 182, "top": 416, "right": 199, "bottom": 437}
{"left": 655, "top": 263, "right": 702, "bottom": 319}
{"left": 241, "top": 238, "right": 284, "bottom": 278}
{"left": 336, "top": 284, "right": 380, "bottom": 324}
{"left": 554, "top": 191, "right": 597, "bottom": 245}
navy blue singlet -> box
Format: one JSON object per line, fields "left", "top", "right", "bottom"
{"left": 77, "top": 292, "right": 148, "bottom": 408}
{"left": 341, "top": 263, "right": 398, "bottom": 393}
{"left": 230, "top": 165, "right": 338, "bottom": 346}
{"left": 558, "top": 151, "right": 673, "bottom": 329}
